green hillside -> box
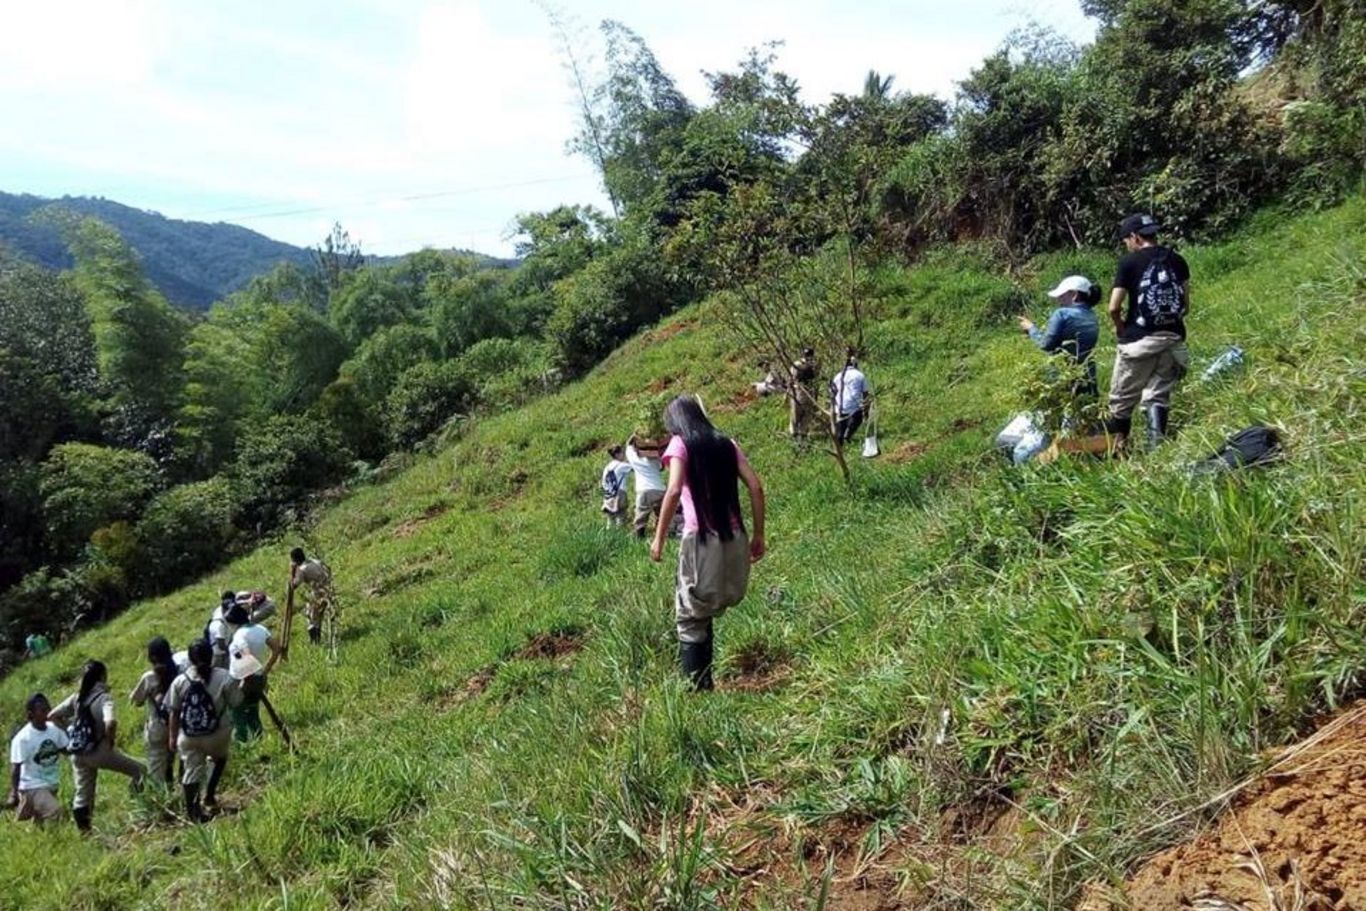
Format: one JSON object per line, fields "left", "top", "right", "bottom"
{"left": 1, "top": 197, "right": 1363, "bottom": 910}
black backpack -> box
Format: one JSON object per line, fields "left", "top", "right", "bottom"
{"left": 1192, "top": 426, "right": 1283, "bottom": 475}
{"left": 67, "top": 698, "right": 99, "bottom": 756}
{"left": 1136, "top": 250, "right": 1185, "bottom": 330}
{"left": 178, "top": 678, "right": 220, "bottom": 737}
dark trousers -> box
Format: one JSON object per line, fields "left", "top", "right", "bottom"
{"left": 835, "top": 409, "right": 865, "bottom": 444}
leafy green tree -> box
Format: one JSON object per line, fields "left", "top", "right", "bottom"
{"left": 40, "top": 443, "right": 161, "bottom": 557}
{"left": 0, "top": 258, "right": 99, "bottom": 403}
{"left": 384, "top": 361, "right": 476, "bottom": 449}
{"left": 312, "top": 222, "right": 364, "bottom": 298}
{"left": 340, "top": 323, "right": 440, "bottom": 408}
{"left": 65, "top": 218, "right": 187, "bottom": 430}
{"left": 329, "top": 268, "right": 416, "bottom": 347}
{"left": 428, "top": 269, "right": 515, "bottom": 358}
{"left": 136, "top": 477, "right": 239, "bottom": 588}
{"left": 228, "top": 415, "right": 352, "bottom": 532}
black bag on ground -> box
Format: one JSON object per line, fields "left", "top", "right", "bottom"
{"left": 1192, "top": 425, "right": 1282, "bottom": 475}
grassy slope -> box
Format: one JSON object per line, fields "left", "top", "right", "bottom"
{"left": 1, "top": 198, "right": 1363, "bottom": 911}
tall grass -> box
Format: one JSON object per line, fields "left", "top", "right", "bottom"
{"left": 0, "top": 197, "right": 1362, "bottom": 910}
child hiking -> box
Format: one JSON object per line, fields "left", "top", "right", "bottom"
{"left": 167, "top": 641, "right": 241, "bottom": 822}
{"left": 650, "top": 396, "right": 766, "bottom": 691}
{"left": 128, "top": 636, "right": 179, "bottom": 787}
{"left": 49, "top": 660, "right": 146, "bottom": 833}
{"left": 600, "top": 445, "right": 633, "bottom": 528}
{"left": 7, "top": 693, "right": 70, "bottom": 825}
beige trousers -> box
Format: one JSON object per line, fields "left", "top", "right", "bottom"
{"left": 71, "top": 743, "right": 146, "bottom": 809}
{"left": 177, "top": 725, "right": 231, "bottom": 786}
{"left": 145, "top": 721, "right": 172, "bottom": 784}
{"left": 675, "top": 531, "right": 751, "bottom": 643}
{"left": 1108, "top": 332, "right": 1189, "bottom": 420}
{"left": 17, "top": 787, "right": 62, "bottom": 822}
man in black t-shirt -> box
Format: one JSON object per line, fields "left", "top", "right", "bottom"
{"left": 1105, "top": 213, "right": 1191, "bottom": 449}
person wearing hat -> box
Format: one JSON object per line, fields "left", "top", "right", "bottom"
{"left": 1107, "top": 213, "right": 1191, "bottom": 448}
{"left": 224, "top": 603, "right": 281, "bottom": 743}
{"left": 788, "top": 347, "right": 818, "bottom": 439}
{"left": 1018, "top": 275, "right": 1102, "bottom": 397}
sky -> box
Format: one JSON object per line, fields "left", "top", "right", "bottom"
{"left": 0, "top": 0, "right": 1095, "bottom": 257}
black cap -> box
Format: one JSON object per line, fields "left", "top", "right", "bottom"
{"left": 1120, "top": 213, "right": 1160, "bottom": 238}
{"left": 225, "top": 603, "right": 250, "bottom": 625}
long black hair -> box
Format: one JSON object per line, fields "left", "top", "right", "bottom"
{"left": 148, "top": 636, "right": 176, "bottom": 694}
{"left": 188, "top": 640, "right": 214, "bottom": 680}
{"left": 663, "top": 396, "right": 743, "bottom": 542}
{"left": 77, "top": 660, "right": 107, "bottom": 705}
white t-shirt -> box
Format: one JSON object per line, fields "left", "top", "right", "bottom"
{"left": 831, "top": 366, "right": 869, "bottom": 417}
{"left": 601, "top": 459, "right": 632, "bottom": 497}
{"left": 625, "top": 444, "right": 665, "bottom": 493}
{"left": 10, "top": 722, "right": 69, "bottom": 791}
{"left": 230, "top": 623, "right": 272, "bottom": 670}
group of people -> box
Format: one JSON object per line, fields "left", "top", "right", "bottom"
{"left": 765, "top": 347, "right": 874, "bottom": 446}
{"left": 601, "top": 434, "right": 683, "bottom": 539}
{"left": 1014, "top": 212, "right": 1191, "bottom": 451}
{"left": 7, "top": 548, "right": 334, "bottom": 831}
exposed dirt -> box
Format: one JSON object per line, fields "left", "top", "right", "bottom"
{"left": 392, "top": 502, "right": 452, "bottom": 538}
{"left": 650, "top": 318, "right": 699, "bottom": 342}
{"left": 723, "top": 641, "right": 793, "bottom": 693}
{"left": 513, "top": 630, "right": 585, "bottom": 661}
{"left": 1081, "top": 703, "right": 1366, "bottom": 911}
{"left": 884, "top": 441, "right": 929, "bottom": 464}
{"left": 646, "top": 374, "right": 678, "bottom": 394}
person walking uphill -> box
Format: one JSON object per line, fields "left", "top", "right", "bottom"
{"left": 167, "top": 641, "right": 241, "bottom": 822}
{"left": 650, "top": 396, "right": 766, "bottom": 691}
{"left": 226, "top": 603, "right": 282, "bottom": 742}
{"left": 1107, "top": 213, "right": 1191, "bottom": 449}
{"left": 287, "top": 547, "right": 333, "bottom": 650}
{"left": 49, "top": 660, "right": 146, "bottom": 833}
{"left": 1018, "top": 275, "right": 1102, "bottom": 397}
{"left": 129, "top": 636, "right": 179, "bottom": 787}
{"left": 600, "top": 445, "right": 633, "bottom": 528}
{"left": 830, "top": 351, "right": 872, "bottom": 445}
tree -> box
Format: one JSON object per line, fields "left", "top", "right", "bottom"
{"left": 311, "top": 222, "right": 364, "bottom": 297}
{"left": 229, "top": 415, "right": 351, "bottom": 532}
{"left": 329, "top": 268, "right": 416, "bottom": 347}
{"left": 384, "top": 361, "right": 476, "bottom": 449}
{"left": 40, "top": 443, "right": 161, "bottom": 558}
{"left": 136, "top": 477, "right": 239, "bottom": 589}
{"left": 64, "top": 218, "right": 188, "bottom": 440}
{"left": 428, "top": 269, "right": 515, "bottom": 358}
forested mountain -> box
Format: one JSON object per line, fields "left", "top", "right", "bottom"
{"left": 0, "top": 192, "right": 315, "bottom": 309}
{"left": 0, "top": 192, "right": 512, "bottom": 310}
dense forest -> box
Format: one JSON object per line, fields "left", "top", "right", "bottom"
{"left": 0, "top": 0, "right": 1360, "bottom": 670}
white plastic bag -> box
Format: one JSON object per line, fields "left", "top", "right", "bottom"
{"left": 995, "top": 413, "right": 1048, "bottom": 465}
{"left": 861, "top": 408, "right": 880, "bottom": 458}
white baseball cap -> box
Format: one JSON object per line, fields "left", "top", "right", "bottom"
{"left": 1047, "top": 275, "right": 1094, "bottom": 299}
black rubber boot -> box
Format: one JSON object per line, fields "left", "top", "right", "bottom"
{"left": 183, "top": 784, "right": 206, "bottom": 823}
{"left": 308, "top": 625, "right": 321, "bottom": 645}
{"left": 679, "top": 623, "right": 715, "bottom": 692}
{"left": 205, "top": 759, "right": 226, "bottom": 814}
{"left": 1146, "top": 404, "right": 1169, "bottom": 451}
{"left": 72, "top": 805, "right": 92, "bottom": 833}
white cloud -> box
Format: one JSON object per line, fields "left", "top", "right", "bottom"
{"left": 0, "top": 0, "right": 169, "bottom": 90}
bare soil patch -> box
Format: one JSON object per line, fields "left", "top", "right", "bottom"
{"left": 1081, "top": 702, "right": 1366, "bottom": 911}
{"left": 723, "top": 641, "right": 793, "bottom": 693}
{"left": 885, "top": 441, "right": 929, "bottom": 464}
{"left": 650, "top": 318, "right": 698, "bottom": 342}
{"left": 513, "top": 630, "right": 585, "bottom": 661}
{"left": 393, "top": 502, "right": 452, "bottom": 538}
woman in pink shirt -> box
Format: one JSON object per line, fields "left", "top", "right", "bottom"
{"left": 650, "top": 396, "right": 766, "bottom": 690}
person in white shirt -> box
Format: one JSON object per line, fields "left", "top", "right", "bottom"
{"left": 829, "top": 352, "right": 872, "bottom": 444}
{"left": 625, "top": 435, "right": 676, "bottom": 539}
{"left": 600, "top": 446, "right": 633, "bottom": 527}
{"left": 225, "top": 604, "right": 282, "bottom": 743}
{"left": 7, "top": 693, "right": 70, "bottom": 824}
{"left": 128, "top": 636, "right": 180, "bottom": 787}
{"left": 48, "top": 660, "right": 146, "bottom": 833}
{"left": 166, "top": 641, "right": 241, "bottom": 821}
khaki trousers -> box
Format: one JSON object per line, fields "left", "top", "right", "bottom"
{"left": 17, "top": 787, "right": 62, "bottom": 822}
{"left": 145, "top": 721, "right": 172, "bottom": 784}
{"left": 675, "top": 531, "right": 751, "bottom": 643}
{"left": 1108, "top": 332, "right": 1189, "bottom": 420}
{"left": 71, "top": 743, "right": 146, "bottom": 809}
{"left": 177, "top": 725, "right": 231, "bottom": 786}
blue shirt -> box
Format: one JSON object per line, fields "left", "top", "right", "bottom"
{"left": 1028, "top": 306, "right": 1099, "bottom": 364}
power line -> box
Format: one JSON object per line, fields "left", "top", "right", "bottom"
{"left": 185, "top": 173, "right": 600, "bottom": 222}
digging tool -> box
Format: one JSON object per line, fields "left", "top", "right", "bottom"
{"left": 259, "top": 693, "right": 293, "bottom": 750}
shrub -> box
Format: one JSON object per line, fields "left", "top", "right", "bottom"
{"left": 39, "top": 443, "right": 162, "bottom": 558}
{"left": 384, "top": 361, "right": 477, "bottom": 450}
{"left": 229, "top": 415, "right": 352, "bottom": 531}
{"left": 136, "top": 476, "right": 240, "bottom": 589}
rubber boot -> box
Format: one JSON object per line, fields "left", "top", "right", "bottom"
{"left": 679, "top": 630, "right": 715, "bottom": 692}
{"left": 308, "top": 625, "right": 321, "bottom": 645}
{"left": 204, "top": 759, "right": 226, "bottom": 814}
{"left": 183, "top": 783, "right": 206, "bottom": 823}
{"left": 72, "top": 805, "right": 92, "bottom": 834}
{"left": 1145, "top": 404, "right": 1169, "bottom": 451}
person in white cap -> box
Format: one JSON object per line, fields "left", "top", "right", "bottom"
{"left": 1018, "top": 274, "right": 1102, "bottom": 397}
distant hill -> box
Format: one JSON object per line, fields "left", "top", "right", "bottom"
{"left": 0, "top": 191, "right": 515, "bottom": 310}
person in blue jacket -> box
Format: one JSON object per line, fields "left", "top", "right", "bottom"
{"left": 1018, "top": 274, "right": 1102, "bottom": 398}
